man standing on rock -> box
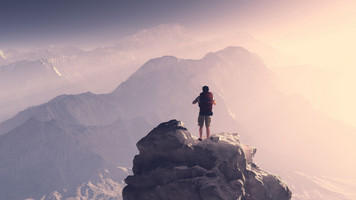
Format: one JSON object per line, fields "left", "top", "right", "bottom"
{"left": 192, "top": 85, "right": 216, "bottom": 141}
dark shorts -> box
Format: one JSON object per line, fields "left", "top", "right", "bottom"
{"left": 198, "top": 115, "right": 211, "bottom": 127}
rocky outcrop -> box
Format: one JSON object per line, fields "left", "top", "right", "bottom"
{"left": 123, "top": 120, "right": 291, "bottom": 200}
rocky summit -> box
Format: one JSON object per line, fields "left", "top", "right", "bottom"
{"left": 123, "top": 120, "right": 291, "bottom": 200}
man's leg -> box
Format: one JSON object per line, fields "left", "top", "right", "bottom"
{"left": 198, "top": 115, "right": 204, "bottom": 140}
{"left": 206, "top": 126, "right": 210, "bottom": 138}
{"left": 205, "top": 116, "right": 212, "bottom": 138}
{"left": 199, "top": 126, "right": 203, "bottom": 140}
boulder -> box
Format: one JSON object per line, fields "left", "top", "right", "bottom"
{"left": 123, "top": 120, "right": 291, "bottom": 200}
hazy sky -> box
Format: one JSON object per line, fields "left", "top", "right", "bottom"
{"left": 2, "top": 0, "right": 354, "bottom": 51}
{"left": 0, "top": 0, "right": 245, "bottom": 49}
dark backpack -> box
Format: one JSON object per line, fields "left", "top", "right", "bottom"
{"left": 199, "top": 92, "right": 213, "bottom": 115}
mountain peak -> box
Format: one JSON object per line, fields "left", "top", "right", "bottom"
{"left": 123, "top": 120, "right": 292, "bottom": 200}
{"left": 141, "top": 55, "right": 179, "bottom": 70}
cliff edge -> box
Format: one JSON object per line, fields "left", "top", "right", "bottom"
{"left": 123, "top": 120, "right": 291, "bottom": 200}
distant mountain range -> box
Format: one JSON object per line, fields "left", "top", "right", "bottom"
{"left": 0, "top": 46, "right": 355, "bottom": 199}
{"left": 0, "top": 24, "right": 285, "bottom": 123}
{"left": 0, "top": 59, "right": 75, "bottom": 123}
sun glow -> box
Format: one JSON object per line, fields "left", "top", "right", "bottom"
{"left": 275, "top": 27, "right": 356, "bottom": 70}
{"left": 256, "top": 1, "right": 356, "bottom": 129}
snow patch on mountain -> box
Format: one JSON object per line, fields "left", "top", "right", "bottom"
{"left": 0, "top": 49, "right": 6, "bottom": 59}
{"left": 52, "top": 66, "right": 63, "bottom": 77}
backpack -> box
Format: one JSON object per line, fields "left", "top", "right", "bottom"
{"left": 199, "top": 92, "right": 214, "bottom": 115}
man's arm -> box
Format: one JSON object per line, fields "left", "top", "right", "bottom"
{"left": 192, "top": 97, "right": 199, "bottom": 104}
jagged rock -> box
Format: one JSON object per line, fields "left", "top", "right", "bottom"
{"left": 123, "top": 120, "right": 292, "bottom": 200}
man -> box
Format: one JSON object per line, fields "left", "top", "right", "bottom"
{"left": 192, "top": 86, "right": 216, "bottom": 141}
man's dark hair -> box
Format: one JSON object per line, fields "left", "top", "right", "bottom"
{"left": 202, "top": 86, "right": 209, "bottom": 92}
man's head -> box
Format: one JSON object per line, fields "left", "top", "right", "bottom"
{"left": 202, "top": 86, "right": 209, "bottom": 92}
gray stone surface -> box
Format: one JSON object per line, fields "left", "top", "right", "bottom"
{"left": 123, "top": 120, "right": 292, "bottom": 200}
